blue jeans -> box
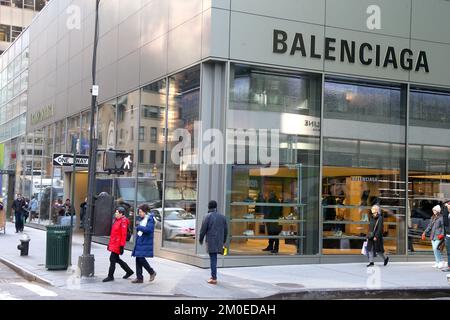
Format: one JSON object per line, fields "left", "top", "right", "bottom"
{"left": 136, "top": 257, "right": 155, "bottom": 280}
{"left": 209, "top": 253, "right": 217, "bottom": 280}
{"left": 14, "top": 212, "right": 23, "bottom": 232}
{"left": 446, "top": 236, "right": 450, "bottom": 268}
{"left": 431, "top": 239, "right": 443, "bottom": 264}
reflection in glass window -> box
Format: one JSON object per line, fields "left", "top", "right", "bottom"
{"left": 228, "top": 64, "right": 321, "bottom": 256}
{"left": 80, "top": 111, "right": 91, "bottom": 155}
{"left": 322, "top": 78, "right": 406, "bottom": 255}
{"left": 164, "top": 66, "right": 200, "bottom": 252}
{"left": 96, "top": 99, "right": 116, "bottom": 172}
{"left": 137, "top": 79, "right": 166, "bottom": 234}
{"left": 324, "top": 80, "right": 403, "bottom": 125}
{"left": 116, "top": 90, "right": 138, "bottom": 178}
{"left": 408, "top": 89, "right": 450, "bottom": 253}
{"left": 66, "top": 115, "right": 80, "bottom": 153}
{"left": 230, "top": 64, "right": 321, "bottom": 116}
{"left": 151, "top": 208, "right": 196, "bottom": 241}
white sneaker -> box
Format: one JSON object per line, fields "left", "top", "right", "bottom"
{"left": 433, "top": 263, "right": 439, "bottom": 268}
{"left": 438, "top": 262, "right": 446, "bottom": 269}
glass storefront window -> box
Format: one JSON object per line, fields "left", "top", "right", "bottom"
{"left": 116, "top": 90, "right": 138, "bottom": 178}
{"left": 96, "top": 99, "right": 116, "bottom": 172}
{"left": 80, "top": 111, "right": 91, "bottom": 155}
{"left": 227, "top": 64, "right": 321, "bottom": 256}
{"left": 164, "top": 66, "right": 200, "bottom": 251}
{"left": 137, "top": 80, "right": 166, "bottom": 214}
{"left": 37, "top": 126, "right": 58, "bottom": 225}
{"left": 114, "top": 90, "right": 139, "bottom": 229}
{"left": 66, "top": 114, "right": 81, "bottom": 154}
{"left": 408, "top": 89, "right": 450, "bottom": 253}
{"left": 322, "top": 79, "right": 407, "bottom": 255}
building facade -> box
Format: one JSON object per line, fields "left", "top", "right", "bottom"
{"left": 13, "top": 0, "right": 450, "bottom": 267}
{"left": 0, "top": 0, "right": 46, "bottom": 210}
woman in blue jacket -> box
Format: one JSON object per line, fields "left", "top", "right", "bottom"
{"left": 131, "top": 204, "right": 156, "bottom": 283}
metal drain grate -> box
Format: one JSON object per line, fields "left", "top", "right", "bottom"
{"left": 275, "top": 283, "right": 304, "bottom": 288}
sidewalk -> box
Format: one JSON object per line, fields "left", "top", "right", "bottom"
{"left": 1, "top": 221, "right": 450, "bottom": 299}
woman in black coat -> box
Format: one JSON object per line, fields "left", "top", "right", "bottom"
{"left": 366, "top": 205, "right": 389, "bottom": 267}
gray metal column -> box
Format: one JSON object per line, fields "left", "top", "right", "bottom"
{"left": 196, "top": 62, "right": 227, "bottom": 255}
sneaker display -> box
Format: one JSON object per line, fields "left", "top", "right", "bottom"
{"left": 334, "top": 230, "right": 343, "bottom": 237}
{"left": 243, "top": 230, "right": 254, "bottom": 236}
{"left": 243, "top": 213, "right": 254, "bottom": 219}
{"left": 285, "top": 213, "right": 297, "bottom": 220}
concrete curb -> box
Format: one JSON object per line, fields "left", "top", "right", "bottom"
{"left": 264, "top": 287, "right": 450, "bottom": 300}
{"left": 0, "top": 256, "right": 54, "bottom": 287}
{"left": 100, "top": 291, "right": 190, "bottom": 298}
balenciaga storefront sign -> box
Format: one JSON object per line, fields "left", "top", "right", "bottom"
{"left": 273, "top": 29, "right": 429, "bottom": 73}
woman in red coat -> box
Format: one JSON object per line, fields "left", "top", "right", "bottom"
{"left": 102, "top": 207, "right": 134, "bottom": 282}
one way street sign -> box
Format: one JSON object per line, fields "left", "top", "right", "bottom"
{"left": 53, "top": 153, "right": 89, "bottom": 167}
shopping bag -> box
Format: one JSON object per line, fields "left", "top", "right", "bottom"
{"left": 361, "top": 240, "right": 368, "bottom": 256}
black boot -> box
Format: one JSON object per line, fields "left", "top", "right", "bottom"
{"left": 366, "top": 262, "right": 374, "bottom": 267}
{"left": 102, "top": 276, "right": 114, "bottom": 282}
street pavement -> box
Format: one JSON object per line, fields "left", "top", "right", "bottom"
{"left": 1, "top": 221, "right": 450, "bottom": 300}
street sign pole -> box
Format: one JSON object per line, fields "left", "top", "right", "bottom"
{"left": 78, "top": 0, "right": 100, "bottom": 278}
{"left": 68, "top": 146, "right": 78, "bottom": 267}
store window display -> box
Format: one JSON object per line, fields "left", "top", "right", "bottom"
{"left": 322, "top": 79, "right": 407, "bottom": 255}
{"left": 408, "top": 88, "right": 450, "bottom": 253}
{"left": 227, "top": 64, "right": 321, "bottom": 256}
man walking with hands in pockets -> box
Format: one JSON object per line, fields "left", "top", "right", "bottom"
{"left": 199, "top": 200, "right": 228, "bottom": 284}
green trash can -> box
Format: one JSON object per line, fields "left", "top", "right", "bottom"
{"left": 46, "top": 225, "right": 71, "bottom": 270}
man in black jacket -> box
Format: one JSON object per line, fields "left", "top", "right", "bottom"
{"left": 199, "top": 200, "right": 228, "bottom": 285}
{"left": 262, "top": 192, "right": 282, "bottom": 254}
{"left": 442, "top": 200, "right": 450, "bottom": 272}
{"left": 12, "top": 194, "right": 27, "bottom": 233}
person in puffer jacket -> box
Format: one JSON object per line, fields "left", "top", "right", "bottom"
{"left": 131, "top": 204, "right": 156, "bottom": 283}
{"left": 103, "top": 207, "right": 134, "bottom": 282}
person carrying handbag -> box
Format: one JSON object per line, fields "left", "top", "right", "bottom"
{"left": 422, "top": 205, "right": 445, "bottom": 269}
{"left": 366, "top": 204, "right": 389, "bottom": 267}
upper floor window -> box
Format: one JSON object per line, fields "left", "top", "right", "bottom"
{"left": 1, "top": 0, "right": 48, "bottom": 11}
{"left": 142, "top": 105, "right": 160, "bottom": 119}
